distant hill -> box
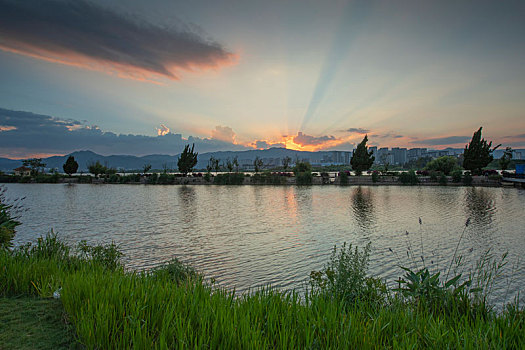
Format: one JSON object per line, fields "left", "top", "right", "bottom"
{"left": 0, "top": 148, "right": 343, "bottom": 172}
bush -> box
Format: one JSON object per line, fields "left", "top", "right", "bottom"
{"left": 214, "top": 173, "right": 245, "bottom": 185}
{"left": 429, "top": 171, "right": 440, "bottom": 182}
{"left": 439, "top": 174, "right": 448, "bottom": 185}
{"left": 309, "top": 242, "right": 386, "bottom": 307}
{"left": 293, "top": 161, "right": 312, "bottom": 174}
{"left": 371, "top": 171, "right": 379, "bottom": 183}
{"left": 157, "top": 173, "right": 173, "bottom": 184}
{"left": 463, "top": 172, "right": 473, "bottom": 185}
{"left": 488, "top": 174, "right": 502, "bottom": 181}
{"left": 77, "top": 240, "right": 123, "bottom": 271}
{"left": 77, "top": 175, "right": 92, "bottom": 184}
{"left": 107, "top": 174, "right": 120, "bottom": 183}
{"left": 451, "top": 169, "right": 462, "bottom": 183}
{"left": 394, "top": 267, "right": 471, "bottom": 314}
{"left": 0, "top": 186, "right": 22, "bottom": 250}
{"left": 339, "top": 171, "right": 349, "bottom": 185}
{"left": 398, "top": 170, "right": 419, "bottom": 185}
{"left": 147, "top": 173, "right": 159, "bottom": 184}
{"left": 151, "top": 258, "right": 200, "bottom": 284}
{"left": 296, "top": 171, "right": 313, "bottom": 185}
{"left": 425, "top": 156, "right": 460, "bottom": 176}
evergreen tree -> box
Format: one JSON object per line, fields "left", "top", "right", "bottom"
{"left": 62, "top": 156, "right": 79, "bottom": 176}
{"left": 350, "top": 135, "right": 375, "bottom": 175}
{"left": 499, "top": 147, "right": 513, "bottom": 171}
{"left": 462, "top": 127, "right": 499, "bottom": 175}
{"left": 177, "top": 144, "right": 198, "bottom": 176}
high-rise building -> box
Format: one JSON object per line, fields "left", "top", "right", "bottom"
{"left": 377, "top": 148, "right": 390, "bottom": 164}
{"left": 392, "top": 147, "right": 407, "bottom": 165}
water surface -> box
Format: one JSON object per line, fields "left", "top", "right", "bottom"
{"left": 5, "top": 184, "right": 524, "bottom": 304}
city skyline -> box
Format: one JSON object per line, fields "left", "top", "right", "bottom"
{"left": 0, "top": 0, "right": 524, "bottom": 158}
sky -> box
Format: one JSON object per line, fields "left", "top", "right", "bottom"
{"left": 0, "top": 0, "right": 524, "bottom": 158}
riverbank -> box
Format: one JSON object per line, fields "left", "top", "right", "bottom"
{"left": 0, "top": 173, "right": 512, "bottom": 187}
{"left": 1, "top": 235, "right": 523, "bottom": 349}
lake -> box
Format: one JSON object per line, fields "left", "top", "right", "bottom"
{"left": 4, "top": 183, "right": 524, "bottom": 305}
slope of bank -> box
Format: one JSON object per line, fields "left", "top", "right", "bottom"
{"left": 1, "top": 235, "right": 523, "bottom": 349}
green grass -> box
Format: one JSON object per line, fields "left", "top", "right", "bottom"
{"left": 1, "top": 235, "right": 524, "bottom": 349}
{"left": 0, "top": 296, "right": 80, "bottom": 350}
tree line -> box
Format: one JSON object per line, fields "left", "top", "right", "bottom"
{"left": 14, "top": 127, "right": 512, "bottom": 178}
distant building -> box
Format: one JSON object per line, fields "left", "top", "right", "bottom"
{"left": 376, "top": 148, "right": 390, "bottom": 164}
{"left": 407, "top": 148, "right": 428, "bottom": 161}
{"left": 13, "top": 166, "right": 31, "bottom": 176}
{"left": 391, "top": 147, "right": 407, "bottom": 165}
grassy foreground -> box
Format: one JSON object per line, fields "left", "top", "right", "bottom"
{"left": 0, "top": 296, "right": 79, "bottom": 349}
{"left": 1, "top": 235, "right": 523, "bottom": 349}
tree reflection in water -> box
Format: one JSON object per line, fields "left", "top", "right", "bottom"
{"left": 351, "top": 186, "right": 375, "bottom": 231}
{"left": 464, "top": 187, "right": 496, "bottom": 228}
{"left": 178, "top": 186, "right": 197, "bottom": 226}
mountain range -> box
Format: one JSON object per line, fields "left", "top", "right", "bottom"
{"left": 0, "top": 148, "right": 331, "bottom": 172}
{"left": 1, "top": 148, "right": 522, "bottom": 173}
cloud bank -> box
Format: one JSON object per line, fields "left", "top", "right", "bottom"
{"left": 0, "top": 0, "right": 236, "bottom": 81}
{"left": 0, "top": 108, "right": 248, "bottom": 158}
{"left": 293, "top": 132, "right": 336, "bottom": 147}
{"left": 345, "top": 128, "right": 370, "bottom": 134}
{"left": 411, "top": 136, "right": 470, "bottom": 146}
{"left": 252, "top": 140, "right": 286, "bottom": 150}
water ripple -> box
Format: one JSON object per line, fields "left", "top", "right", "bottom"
{"left": 5, "top": 183, "right": 524, "bottom": 304}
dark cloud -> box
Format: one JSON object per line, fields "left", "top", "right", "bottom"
{"left": 504, "top": 134, "right": 525, "bottom": 139}
{"left": 293, "top": 132, "right": 335, "bottom": 147}
{"left": 0, "top": 0, "right": 236, "bottom": 81}
{"left": 253, "top": 140, "right": 285, "bottom": 149}
{"left": 323, "top": 141, "right": 355, "bottom": 151}
{"left": 345, "top": 128, "right": 370, "bottom": 134}
{"left": 0, "top": 108, "right": 248, "bottom": 157}
{"left": 370, "top": 133, "right": 404, "bottom": 139}
{"left": 411, "top": 136, "right": 470, "bottom": 146}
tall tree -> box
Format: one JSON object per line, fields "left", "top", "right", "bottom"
{"left": 62, "top": 156, "right": 78, "bottom": 177}
{"left": 232, "top": 156, "right": 239, "bottom": 172}
{"left": 226, "top": 158, "right": 234, "bottom": 173}
{"left": 253, "top": 156, "right": 263, "bottom": 173}
{"left": 142, "top": 164, "right": 152, "bottom": 176}
{"left": 87, "top": 161, "right": 105, "bottom": 178}
{"left": 22, "top": 158, "right": 46, "bottom": 176}
{"left": 499, "top": 147, "right": 513, "bottom": 171}
{"left": 177, "top": 144, "right": 198, "bottom": 176}
{"left": 350, "top": 135, "right": 375, "bottom": 175}
{"left": 282, "top": 156, "right": 291, "bottom": 171}
{"left": 463, "top": 127, "right": 500, "bottom": 175}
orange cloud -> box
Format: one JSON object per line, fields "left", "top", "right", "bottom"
{"left": 211, "top": 125, "right": 236, "bottom": 144}
{"left": 156, "top": 124, "right": 170, "bottom": 136}
{"left": 0, "top": 125, "right": 17, "bottom": 132}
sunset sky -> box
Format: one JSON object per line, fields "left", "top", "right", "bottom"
{"left": 0, "top": 0, "right": 524, "bottom": 157}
